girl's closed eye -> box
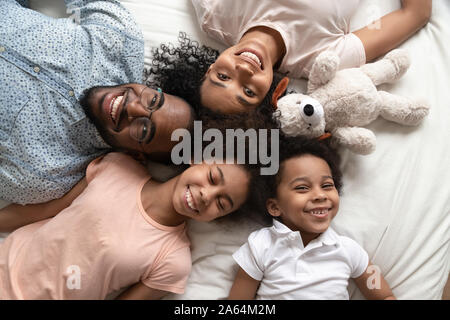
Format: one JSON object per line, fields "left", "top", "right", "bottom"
{"left": 209, "top": 170, "right": 215, "bottom": 185}
{"left": 294, "top": 185, "right": 309, "bottom": 192}
{"left": 217, "top": 197, "right": 225, "bottom": 211}
{"left": 322, "top": 182, "right": 335, "bottom": 189}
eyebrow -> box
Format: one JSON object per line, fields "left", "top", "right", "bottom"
{"left": 209, "top": 78, "right": 226, "bottom": 88}
{"left": 143, "top": 91, "right": 164, "bottom": 145}
{"left": 209, "top": 78, "right": 252, "bottom": 107}
{"left": 289, "top": 175, "right": 334, "bottom": 185}
{"left": 157, "top": 91, "right": 165, "bottom": 109}
{"left": 237, "top": 95, "right": 252, "bottom": 107}
{"left": 216, "top": 166, "right": 235, "bottom": 209}
{"left": 144, "top": 123, "right": 156, "bottom": 145}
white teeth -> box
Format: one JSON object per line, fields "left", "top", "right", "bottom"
{"left": 185, "top": 188, "right": 197, "bottom": 211}
{"left": 240, "top": 52, "right": 261, "bottom": 67}
{"left": 110, "top": 95, "right": 123, "bottom": 122}
{"left": 310, "top": 209, "right": 328, "bottom": 215}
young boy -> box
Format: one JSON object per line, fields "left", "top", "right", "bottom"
{"left": 228, "top": 136, "right": 396, "bottom": 300}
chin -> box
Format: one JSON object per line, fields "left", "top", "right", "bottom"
{"left": 313, "top": 224, "right": 331, "bottom": 234}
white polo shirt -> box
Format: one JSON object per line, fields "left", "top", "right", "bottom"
{"left": 191, "top": 0, "right": 366, "bottom": 78}
{"left": 233, "top": 219, "right": 369, "bottom": 300}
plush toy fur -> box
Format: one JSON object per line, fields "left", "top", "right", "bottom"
{"left": 273, "top": 49, "right": 429, "bottom": 155}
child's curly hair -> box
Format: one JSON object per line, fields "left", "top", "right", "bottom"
{"left": 255, "top": 135, "right": 343, "bottom": 225}
{"left": 144, "top": 32, "right": 283, "bottom": 124}
{"left": 269, "top": 135, "right": 343, "bottom": 195}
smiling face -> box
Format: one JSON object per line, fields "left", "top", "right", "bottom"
{"left": 80, "top": 83, "right": 194, "bottom": 161}
{"left": 200, "top": 41, "right": 274, "bottom": 114}
{"left": 172, "top": 162, "right": 251, "bottom": 222}
{"left": 267, "top": 155, "right": 340, "bottom": 241}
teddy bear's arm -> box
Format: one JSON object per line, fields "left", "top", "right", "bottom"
{"left": 378, "top": 91, "right": 429, "bottom": 126}
{"left": 332, "top": 127, "right": 377, "bottom": 155}
{"left": 360, "top": 49, "right": 410, "bottom": 86}
{"left": 307, "top": 51, "right": 340, "bottom": 93}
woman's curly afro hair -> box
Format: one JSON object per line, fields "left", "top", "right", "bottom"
{"left": 143, "top": 32, "right": 283, "bottom": 124}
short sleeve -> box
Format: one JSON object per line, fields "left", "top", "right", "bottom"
{"left": 232, "top": 230, "right": 268, "bottom": 281}
{"left": 63, "top": 0, "right": 141, "bottom": 36}
{"left": 85, "top": 152, "right": 147, "bottom": 184}
{"left": 85, "top": 155, "right": 108, "bottom": 184}
{"left": 341, "top": 237, "right": 369, "bottom": 279}
{"left": 191, "top": 0, "right": 210, "bottom": 28}
{"left": 329, "top": 33, "right": 366, "bottom": 69}
{"left": 142, "top": 246, "right": 192, "bottom": 294}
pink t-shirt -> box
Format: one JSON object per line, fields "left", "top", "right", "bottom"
{"left": 0, "top": 152, "right": 191, "bottom": 299}
{"left": 192, "top": 0, "right": 366, "bottom": 78}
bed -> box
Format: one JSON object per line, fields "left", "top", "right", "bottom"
{"left": 1, "top": 0, "right": 449, "bottom": 300}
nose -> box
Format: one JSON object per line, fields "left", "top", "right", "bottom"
{"left": 304, "top": 104, "right": 314, "bottom": 116}
{"left": 236, "top": 62, "right": 255, "bottom": 76}
{"left": 199, "top": 188, "right": 210, "bottom": 207}
{"left": 199, "top": 186, "right": 222, "bottom": 208}
{"left": 312, "top": 188, "right": 327, "bottom": 202}
{"left": 126, "top": 96, "right": 150, "bottom": 121}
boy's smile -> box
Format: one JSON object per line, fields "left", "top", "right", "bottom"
{"left": 267, "top": 154, "right": 339, "bottom": 244}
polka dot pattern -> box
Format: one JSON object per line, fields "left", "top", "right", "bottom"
{"left": 0, "top": 0, "right": 145, "bottom": 204}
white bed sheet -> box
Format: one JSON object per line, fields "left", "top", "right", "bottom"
{"left": 121, "top": 0, "right": 449, "bottom": 300}
{"left": 1, "top": 0, "right": 448, "bottom": 300}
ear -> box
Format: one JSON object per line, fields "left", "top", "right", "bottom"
{"left": 271, "top": 77, "right": 289, "bottom": 110}
{"left": 266, "top": 198, "right": 282, "bottom": 218}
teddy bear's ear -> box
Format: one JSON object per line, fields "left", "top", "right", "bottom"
{"left": 271, "top": 77, "right": 290, "bottom": 110}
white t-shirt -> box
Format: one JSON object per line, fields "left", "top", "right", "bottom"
{"left": 233, "top": 219, "right": 369, "bottom": 300}
{"left": 191, "top": 0, "right": 366, "bottom": 79}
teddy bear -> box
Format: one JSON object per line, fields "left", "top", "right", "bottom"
{"left": 272, "top": 49, "right": 429, "bottom": 155}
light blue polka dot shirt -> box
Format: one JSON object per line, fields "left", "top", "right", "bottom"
{"left": 0, "top": 0, "right": 144, "bottom": 204}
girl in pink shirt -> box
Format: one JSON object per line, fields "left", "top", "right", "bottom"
{"left": 147, "top": 0, "right": 431, "bottom": 116}
{"left": 0, "top": 152, "right": 261, "bottom": 300}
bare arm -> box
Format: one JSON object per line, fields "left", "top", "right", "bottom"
{"left": 353, "top": 262, "right": 396, "bottom": 300}
{"left": 0, "top": 177, "right": 87, "bottom": 233}
{"left": 228, "top": 267, "right": 260, "bottom": 300}
{"left": 116, "top": 282, "right": 168, "bottom": 300}
{"left": 353, "top": 0, "right": 432, "bottom": 62}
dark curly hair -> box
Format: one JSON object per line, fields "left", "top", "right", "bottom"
{"left": 269, "top": 135, "right": 343, "bottom": 195}
{"left": 252, "top": 135, "right": 343, "bottom": 225}
{"left": 144, "top": 32, "right": 283, "bottom": 125}
{"left": 218, "top": 163, "right": 269, "bottom": 224}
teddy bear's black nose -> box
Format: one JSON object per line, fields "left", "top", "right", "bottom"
{"left": 303, "top": 104, "right": 314, "bottom": 116}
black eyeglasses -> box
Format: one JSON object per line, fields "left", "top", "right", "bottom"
{"left": 129, "top": 87, "right": 164, "bottom": 144}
